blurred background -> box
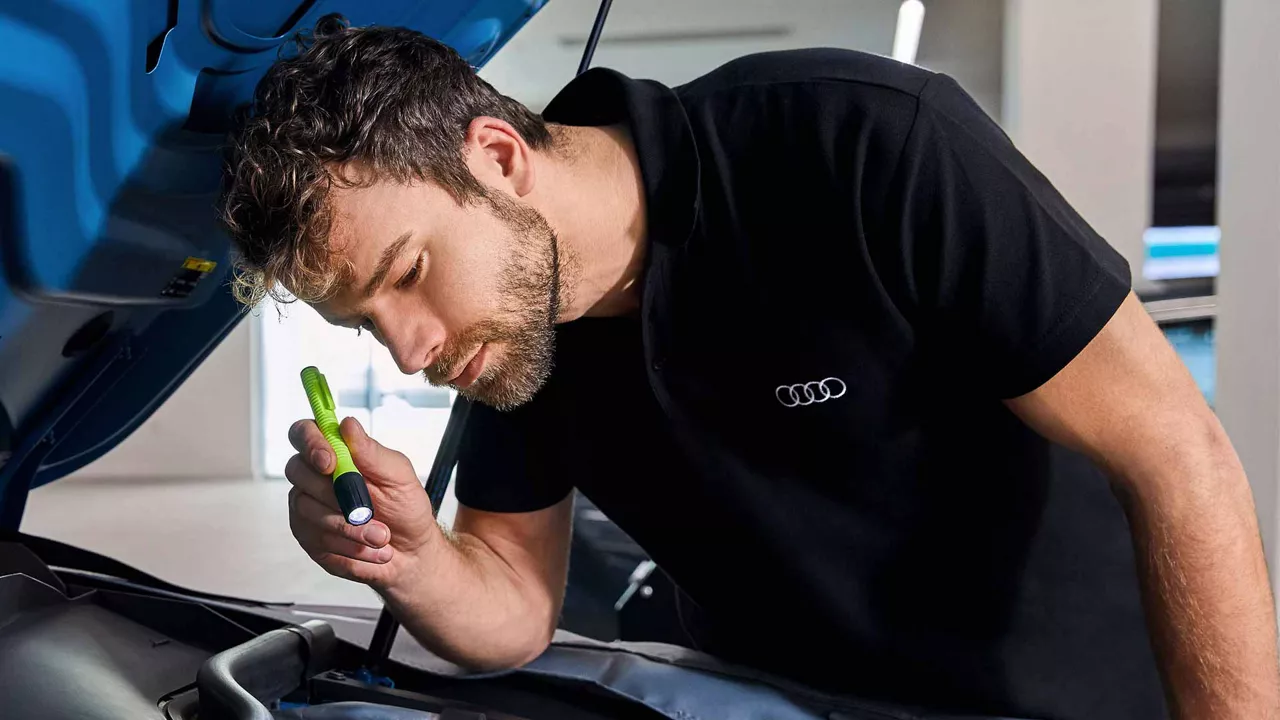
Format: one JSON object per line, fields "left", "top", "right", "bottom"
{"left": 19, "top": 0, "right": 1275, "bottom": 631}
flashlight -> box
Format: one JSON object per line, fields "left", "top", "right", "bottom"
{"left": 300, "top": 366, "right": 374, "bottom": 526}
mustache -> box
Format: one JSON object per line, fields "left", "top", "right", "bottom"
{"left": 423, "top": 342, "right": 478, "bottom": 385}
{"left": 421, "top": 320, "right": 514, "bottom": 385}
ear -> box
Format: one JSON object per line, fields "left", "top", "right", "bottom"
{"left": 462, "top": 116, "right": 536, "bottom": 198}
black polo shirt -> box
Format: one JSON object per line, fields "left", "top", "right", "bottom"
{"left": 457, "top": 49, "right": 1166, "bottom": 719}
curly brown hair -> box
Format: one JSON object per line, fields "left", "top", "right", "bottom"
{"left": 219, "top": 14, "right": 553, "bottom": 306}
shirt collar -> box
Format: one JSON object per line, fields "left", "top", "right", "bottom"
{"left": 542, "top": 68, "right": 701, "bottom": 247}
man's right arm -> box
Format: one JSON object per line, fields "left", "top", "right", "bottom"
{"left": 382, "top": 499, "right": 573, "bottom": 670}
{"left": 286, "top": 417, "right": 573, "bottom": 670}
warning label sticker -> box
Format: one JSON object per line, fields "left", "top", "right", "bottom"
{"left": 161, "top": 257, "right": 218, "bottom": 299}
{"left": 182, "top": 257, "right": 218, "bottom": 273}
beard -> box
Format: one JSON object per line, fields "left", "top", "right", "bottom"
{"left": 423, "top": 190, "right": 568, "bottom": 411}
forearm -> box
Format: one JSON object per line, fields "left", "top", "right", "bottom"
{"left": 1120, "top": 429, "right": 1280, "bottom": 717}
{"left": 377, "top": 525, "right": 556, "bottom": 671}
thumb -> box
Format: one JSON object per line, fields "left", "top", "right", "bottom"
{"left": 340, "top": 416, "right": 415, "bottom": 486}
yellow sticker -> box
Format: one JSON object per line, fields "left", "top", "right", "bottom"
{"left": 182, "top": 257, "right": 217, "bottom": 273}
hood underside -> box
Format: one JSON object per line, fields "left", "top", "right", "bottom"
{"left": 0, "top": 0, "right": 546, "bottom": 527}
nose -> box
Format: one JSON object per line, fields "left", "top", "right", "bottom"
{"left": 374, "top": 313, "right": 445, "bottom": 375}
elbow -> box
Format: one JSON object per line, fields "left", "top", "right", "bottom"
{"left": 453, "top": 602, "right": 556, "bottom": 673}
{"left": 1173, "top": 412, "right": 1245, "bottom": 486}
{"left": 510, "top": 628, "right": 554, "bottom": 668}
{"left": 509, "top": 598, "right": 557, "bottom": 666}
{"left": 1111, "top": 410, "right": 1248, "bottom": 508}
{"left": 458, "top": 629, "right": 552, "bottom": 674}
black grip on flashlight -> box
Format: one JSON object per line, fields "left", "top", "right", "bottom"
{"left": 334, "top": 471, "right": 374, "bottom": 526}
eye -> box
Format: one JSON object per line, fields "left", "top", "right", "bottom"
{"left": 356, "top": 317, "right": 376, "bottom": 337}
{"left": 395, "top": 253, "right": 426, "bottom": 289}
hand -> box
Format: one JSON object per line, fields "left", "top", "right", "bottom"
{"left": 285, "top": 416, "right": 438, "bottom": 592}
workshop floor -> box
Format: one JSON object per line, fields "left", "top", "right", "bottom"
{"left": 20, "top": 476, "right": 384, "bottom": 609}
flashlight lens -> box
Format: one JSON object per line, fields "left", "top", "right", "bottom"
{"left": 348, "top": 506, "right": 373, "bottom": 525}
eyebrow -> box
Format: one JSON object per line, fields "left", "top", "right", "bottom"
{"left": 362, "top": 231, "right": 413, "bottom": 300}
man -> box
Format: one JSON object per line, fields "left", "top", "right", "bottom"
{"left": 220, "top": 16, "right": 1279, "bottom": 720}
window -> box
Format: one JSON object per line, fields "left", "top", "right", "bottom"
{"left": 258, "top": 303, "right": 460, "bottom": 519}
{"left": 1162, "top": 319, "right": 1216, "bottom": 407}
{"left": 1146, "top": 0, "right": 1219, "bottom": 407}
{"left": 1143, "top": 225, "right": 1220, "bottom": 282}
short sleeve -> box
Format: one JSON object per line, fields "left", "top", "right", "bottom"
{"left": 886, "top": 74, "right": 1132, "bottom": 398}
{"left": 454, "top": 399, "right": 573, "bottom": 513}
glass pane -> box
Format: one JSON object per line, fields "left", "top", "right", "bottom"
{"left": 368, "top": 343, "right": 456, "bottom": 479}
{"left": 260, "top": 303, "right": 374, "bottom": 477}
{"left": 1161, "top": 318, "right": 1216, "bottom": 408}
{"left": 259, "top": 302, "right": 455, "bottom": 488}
{"left": 1143, "top": 226, "right": 1220, "bottom": 282}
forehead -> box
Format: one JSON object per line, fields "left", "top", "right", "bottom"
{"left": 315, "top": 182, "right": 416, "bottom": 311}
{"left": 329, "top": 181, "right": 427, "bottom": 259}
{"left": 317, "top": 176, "right": 464, "bottom": 313}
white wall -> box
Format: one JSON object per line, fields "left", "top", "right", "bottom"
{"left": 69, "top": 320, "right": 258, "bottom": 480}
{"left": 1213, "top": 0, "right": 1280, "bottom": 590}
{"left": 1002, "top": 0, "right": 1159, "bottom": 290}
{"left": 916, "top": 0, "right": 1004, "bottom": 122}
{"left": 482, "top": 0, "right": 903, "bottom": 111}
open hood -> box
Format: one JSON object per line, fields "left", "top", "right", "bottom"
{"left": 0, "top": 0, "right": 547, "bottom": 527}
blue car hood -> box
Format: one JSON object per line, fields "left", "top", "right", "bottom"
{"left": 0, "top": 0, "right": 546, "bottom": 527}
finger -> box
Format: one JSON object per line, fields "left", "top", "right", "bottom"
{"left": 288, "top": 419, "right": 317, "bottom": 454}
{"left": 340, "top": 416, "right": 417, "bottom": 487}
{"left": 291, "top": 488, "right": 393, "bottom": 552}
{"left": 292, "top": 514, "right": 393, "bottom": 568}
{"left": 304, "top": 533, "right": 393, "bottom": 566}
{"left": 284, "top": 454, "right": 341, "bottom": 512}
{"left": 306, "top": 550, "right": 394, "bottom": 586}
{"left": 288, "top": 419, "right": 334, "bottom": 474}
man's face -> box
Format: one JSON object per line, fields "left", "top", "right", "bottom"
{"left": 312, "top": 176, "right": 562, "bottom": 410}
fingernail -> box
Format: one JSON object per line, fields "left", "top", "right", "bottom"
{"left": 343, "top": 417, "right": 365, "bottom": 443}
{"left": 363, "top": 524, "right": 390, "bottom": 547}
{"left": 375, "top": 547, "right": 393, "bottom": 563}
{"left": 311, "top": 449, "right": 329, "bottom": 470}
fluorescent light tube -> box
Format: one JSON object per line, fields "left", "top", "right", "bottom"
{"left": 893, "top": 0, "right": 925, "bottom": 64}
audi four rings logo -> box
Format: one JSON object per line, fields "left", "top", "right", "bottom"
{"left": 775, "top": 377, "right": 847, "bottom": 407}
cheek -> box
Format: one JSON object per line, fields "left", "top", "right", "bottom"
{"left": 425, "top": 238, "right": 508, "bottom": 326}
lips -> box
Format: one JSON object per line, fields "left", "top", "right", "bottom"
{"left": 449, "top": 344, "right": 488, "bottom": 389}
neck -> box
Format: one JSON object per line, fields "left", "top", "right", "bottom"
{"left": 532, "top": 124, "right": 647, "bottom": 321}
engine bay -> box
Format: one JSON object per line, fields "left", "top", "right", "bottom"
{"left": 0, "top": 537, "right": 665, "bottom": 720}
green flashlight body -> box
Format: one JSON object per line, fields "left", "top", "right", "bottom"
{"left": 300, "top": 366, "right": 374, "bottom": 525}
